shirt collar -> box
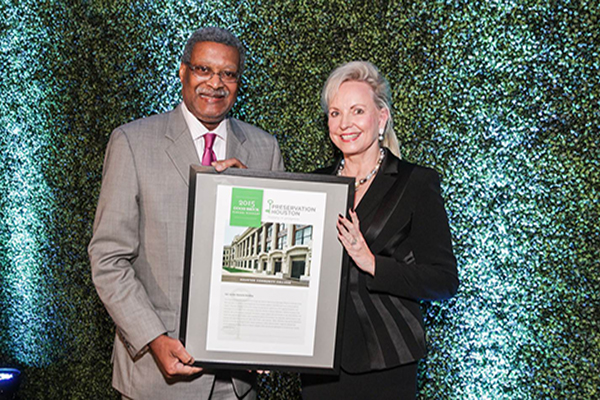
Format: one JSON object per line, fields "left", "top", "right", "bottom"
{"left": 181, "top": 101, "right": 228, "bottom": 141}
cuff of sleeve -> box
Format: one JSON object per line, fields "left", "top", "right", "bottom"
{"left": 119, "top": 320, "right": 167, "bottom": 359}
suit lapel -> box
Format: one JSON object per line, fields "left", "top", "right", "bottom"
{"left": 320, "top": 151, "right": 401, "bottom": 222}
{"left": 226, "top": 118, "right": 250, "bottom": 165}
{"left": 363, "top": 159, "right": 414, "bottom": 245}
{"left": 356, "top": 150, "right": 399, "bottom": 221}
{"left": 164, "top": 104, "right": 200, "bottom": 186}
{"left": 358, "top": 152, "right": 415, "bottom": 247}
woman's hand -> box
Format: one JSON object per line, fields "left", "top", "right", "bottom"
{"left": 337, "top": 210, "right": 375, "bottom": 276}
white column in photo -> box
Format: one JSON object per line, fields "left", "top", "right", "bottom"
{"left": 257, "top": 225, "right": 267, "bottom": 273}
{"left": 303, "top": 249, "right": 312, "bottom": 280}
{"left": 283, "top": 225, "right": 296, "bottom": 278}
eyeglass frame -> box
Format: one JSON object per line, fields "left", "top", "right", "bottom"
{"left": 184, "top": 62, "right": 240, "bottom": 83}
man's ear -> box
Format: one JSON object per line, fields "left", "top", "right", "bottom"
{"left": 179, "top": 63, "right": 186, "bottom": 83}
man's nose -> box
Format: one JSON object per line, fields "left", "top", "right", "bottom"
{"left": 205, "top": 73, "right": 224, "bottom": 88}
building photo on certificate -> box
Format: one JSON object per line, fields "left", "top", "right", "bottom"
{"left": 221, "top": 223, "right": 314, "bottom": 288}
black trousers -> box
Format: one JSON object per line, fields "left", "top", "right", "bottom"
{"left": 302, "top": 362, "right": 418, "bottom": 400}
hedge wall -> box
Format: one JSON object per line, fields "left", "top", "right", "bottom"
{"left": 1, "top": 1, "right": 598, "bottom": 399}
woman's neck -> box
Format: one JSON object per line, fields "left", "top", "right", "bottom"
{"left": 342, "top": 146, "right": 383, "bottom": 178}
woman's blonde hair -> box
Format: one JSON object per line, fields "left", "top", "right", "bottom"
{"left": 321, "top": 61, "right": 401, "bottom": 157}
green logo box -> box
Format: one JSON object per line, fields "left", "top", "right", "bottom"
{"left": 230, "top": 188, "right": 263, "bottom": 227}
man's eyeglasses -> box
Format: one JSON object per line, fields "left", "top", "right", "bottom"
{"left": 185, "top": 63, "right": 239, "bottom": 83}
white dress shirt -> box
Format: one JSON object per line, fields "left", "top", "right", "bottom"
{"left": 181, "top": 101, "right": 228, "bottom": 161}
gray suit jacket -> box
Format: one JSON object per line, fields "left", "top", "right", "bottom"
{"left": 89, "top": 104, "right": 284, "bottom": 399}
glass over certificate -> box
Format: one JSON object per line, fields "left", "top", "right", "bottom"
{"left": 179, "top": 167, "right": 353, "bottom": 373}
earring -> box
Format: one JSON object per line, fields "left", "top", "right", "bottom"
{"left": 378, "top": 128, "right": 384, "bottom": 142}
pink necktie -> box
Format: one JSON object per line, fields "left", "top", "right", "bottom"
{"left": 201, "top": 133, "right": 217, "bottom": 166}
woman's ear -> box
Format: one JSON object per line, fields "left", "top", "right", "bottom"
{"left": 379, "top": 107, "right": 390, "bottom": 131}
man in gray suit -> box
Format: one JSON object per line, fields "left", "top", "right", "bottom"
{"left": 89, "top": 27, "right": 284, "bottom": 399}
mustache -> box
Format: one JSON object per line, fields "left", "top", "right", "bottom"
{"left": 195, "top": 87, "right": 229, "bottom": 97}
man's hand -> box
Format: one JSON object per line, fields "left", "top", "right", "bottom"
{"left": 149, "top": 334, "right": 203, "bottom": 379}
{"left": 212, "top": 157, "right": 248, "bottom": 172}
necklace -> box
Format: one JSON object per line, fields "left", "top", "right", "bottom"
{"left": 337, "top": 148, "right": 386, "bottom": 191}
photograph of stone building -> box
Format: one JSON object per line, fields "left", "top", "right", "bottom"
{"left": 221, "top": 222, "right": 313, "bottom": 287}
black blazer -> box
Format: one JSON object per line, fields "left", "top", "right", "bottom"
{"left": 317, "top": 149, "right": 458, "bottom": 373}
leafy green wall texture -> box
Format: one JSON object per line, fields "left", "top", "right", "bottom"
{"left": 0, "top": 1, "right": 598, "bottom": 399}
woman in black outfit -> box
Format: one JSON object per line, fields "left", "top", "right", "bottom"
{"left": 302, "top": 61, "right": 459, "bottom": 399}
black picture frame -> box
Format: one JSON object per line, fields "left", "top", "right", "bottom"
{"left": 179, "top": 166, "right": 354, "bottom": 374}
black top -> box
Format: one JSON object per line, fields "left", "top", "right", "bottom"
{"left": 316, "top": 149, "right": 458, "bottom": 373}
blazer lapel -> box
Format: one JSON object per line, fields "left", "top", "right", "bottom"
{"left": 363, "top": 160, "right": 414, "bottom": 245}
{"left": 320, "top": 151, "right": 401, "bottom": 221}
{"left": 164, "top": 104, "right": 200, "bottom": 186}
{"left": 356, "top": 150, "right": 399, "bottom": 220}
{"left": 320, "top": 151, "right": 412, "bottom": 246}
{"left": 226, "top": 118, "right": 250, "bottom": 165}
{"left": 358, "top": 152, "right": 415, "bottom": 246}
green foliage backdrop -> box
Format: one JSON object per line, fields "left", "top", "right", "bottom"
{"left": 1, "top": 0, "right": 598, "bottom": 399}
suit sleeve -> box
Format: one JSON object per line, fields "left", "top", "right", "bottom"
{"left": 271, "top": 140, "right": 285, "bottom": 172}
{"left": 366, "top": 169, "right": 459, "bottom": 301}
{"left": 88, "top": 129, "right": 166, "bottom": 357}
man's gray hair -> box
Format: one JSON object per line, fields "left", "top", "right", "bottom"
{"left": 181, "top": 27, "right": 246, "bottom": 77}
